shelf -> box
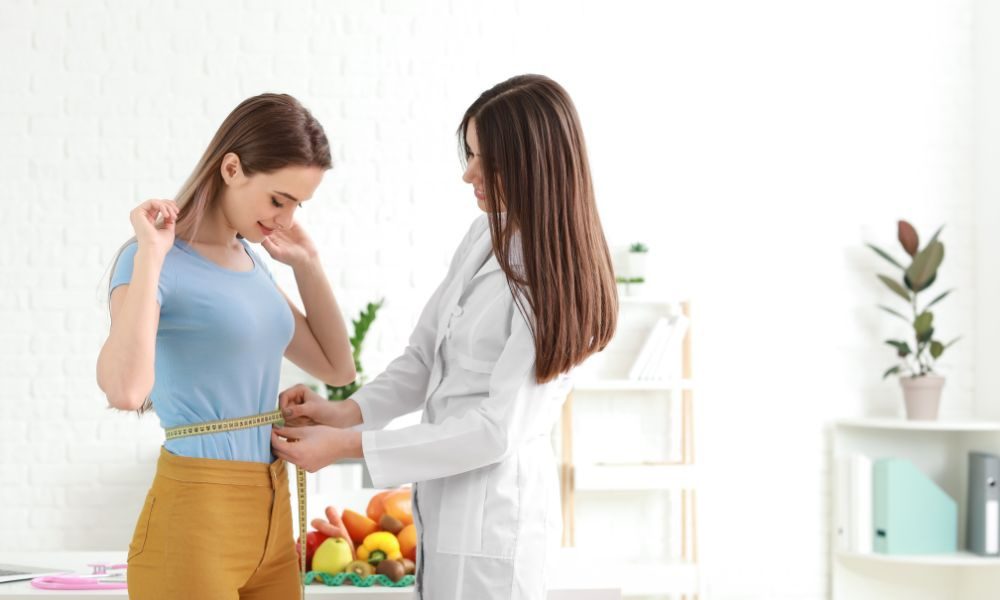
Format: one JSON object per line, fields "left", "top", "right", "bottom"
{"left": 573, "top": 464, "right": 697, "bottom": 491}
{"left": 555, "top": 549, "right": 699, "bottom": 596}
{"left": 837, "top": 550, "right": 1000, "bottom": 567}
{"left": 573, "top": 378, "right": 695, "bottom": 392}
{"left": 834, "top": 417, "right": 1000, "bottom": 432}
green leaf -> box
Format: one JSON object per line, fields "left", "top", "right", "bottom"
{"left": 905, "top": 271, "right": 936, "bottom": 292}
{"left": 913, "top": 311, "right": 934, "bottom": 336}
{"left": 905, "top": 240, "right": 944, "bottom": 292}
{"left": 327, "top": 298, "right": 385, "bottom": 402}
{"left": 928, "top": 224, "right": 945, "bottom": 245}
{"left": 917, "top": 326, "right": 935, "bottom": 344}
{"left": 878, "top": 304, "right": 910, "bottom": 323}
{"left": 923, "top": 289, "right": 953, "bottom": 312}
{"left": 945, "top": 336, "right": 961, "bottom": 349}
{"left": 883, "top": 365, "right": 902, "bottom": 379}
{"left": 878, "top": 274, "right": 912, "bottom": 302}
{"left": 885, "top": 339, "right": 912, "bottom": 357}
{"left": 930, "top": 340, "right": 945, "bottom": 359}
{"left": 867, "top": 244, "right": 905, "bottom": 270}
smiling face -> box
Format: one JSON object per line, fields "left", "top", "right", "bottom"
{"left": 217, "top": 153, "right": 325, "bottom": 243}
{"left": 461, "top": 118, "right": 490, "bottom": 213}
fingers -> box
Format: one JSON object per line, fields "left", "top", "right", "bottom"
{"left": 271, "top": 430, "right": 299, "bottom": 465}
{"left": 279, "top": 384, "right": 320, "bottom": 423}
{"left": 134, "top": 199, "right": 179, "bottom": 229}
{"left": 272, "top": 425, "right": 298, "bottom": 441}
{"left": 279, "top": 384, "right": 308, "bottom": 412}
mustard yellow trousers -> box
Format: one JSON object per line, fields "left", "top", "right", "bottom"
{"left": 126, "top": 447, "right": 299, "bottom": 599}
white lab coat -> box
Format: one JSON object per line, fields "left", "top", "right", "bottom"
{"left": 353, "top": 215, "right": 572, "bottom": 600}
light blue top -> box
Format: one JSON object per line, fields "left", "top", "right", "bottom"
{"left": 110, "top": 238, "right": 294, "bottom": 463}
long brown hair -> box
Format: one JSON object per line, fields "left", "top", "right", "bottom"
{"left": 458, "top": 75, "right": 618, "bottom": 383}
{"left": 111, "top": 93, "right": 331, "bottom": 414}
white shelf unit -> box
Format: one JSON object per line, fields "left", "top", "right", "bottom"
{"left": 557, "top": 298, "right": 699, "bottom": 599}
{"left": 831, "top": 418, "right": 1000, "bottom": 600}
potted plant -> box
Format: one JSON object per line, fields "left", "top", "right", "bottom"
{"left": 325, "top": 298, "right": 384, "bottom": 487}
{"left": 626, "top": 242, "right": 648, "bottom": 280}
{"left": 615, "top": 276, "right": 645, "bottom": 297}
{"left": 868, "top": 220, "right": 959, "bottom": 420}
{"left": 328, "top": 298, "right": 385, "bottom": 401}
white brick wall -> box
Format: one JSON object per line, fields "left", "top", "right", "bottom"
{"left": 0, "top": 1, "right": 991, "bottom": 599}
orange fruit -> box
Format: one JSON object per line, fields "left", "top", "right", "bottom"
{"left": 397, "top": 524, "right": 418, "bottom": 561}
{"left": 383, "top": 488, "right": 413, "bottom": 526}
{"left": 366, "top": 490, "right": 394, "bottom": 523}
{"left": 342, "top": 509, "right": 379, "bottom": 546}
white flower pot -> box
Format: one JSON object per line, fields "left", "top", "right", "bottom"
{"left": 899, "top": 374, "right": 945, "bottom": 420}
{"left": 626, "top": 252, "right": 647, "bottom": 279}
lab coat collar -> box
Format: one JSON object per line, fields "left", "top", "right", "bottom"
{"left": 430, "top": 218, "right": 520, "bottom": 358}
{"left": 472, "top": 214, "right": 525, "bottom": 283}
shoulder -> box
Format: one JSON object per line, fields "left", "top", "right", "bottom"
{"left": 460, "top": 214, "right": 491, "bottom": 248}
{"left": 240, "top": 239, "right": 277, "bottom": 281}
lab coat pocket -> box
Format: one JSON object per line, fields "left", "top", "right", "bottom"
{"left": 127, "top": 494, "right": 156, "bottom": 561}
{"left": 452, "top": 351, "right": 497, "bottom": 374}
{"left": 437, "top": 461, "right": 519, "bottom": 559}
{"left": 437, "top": 469, "right": 486, "bottom": 555}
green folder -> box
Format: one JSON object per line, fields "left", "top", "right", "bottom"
{"left": 873, "top": 458, "right": 957, "bottom": 554}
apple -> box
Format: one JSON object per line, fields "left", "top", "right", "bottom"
{"left": 312, "top": 537, "right": 354, "bottom": 575}
{"left": 297, "top": 530, "right": 330, "bottom": 571}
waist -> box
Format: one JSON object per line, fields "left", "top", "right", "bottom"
{"left": 155, "top": 446, "right": 286, "bottom": 488}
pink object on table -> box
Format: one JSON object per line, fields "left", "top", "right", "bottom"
{"left": 31, "top": 563, "right": 128, "bottom": 590}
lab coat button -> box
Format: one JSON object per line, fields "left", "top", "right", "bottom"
{"left": 452, "top": 306, "right": 463, "bottom": 317}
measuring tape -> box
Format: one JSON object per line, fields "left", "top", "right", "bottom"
{"left": 164, "top": 409, "right": 307, "bottom": 599}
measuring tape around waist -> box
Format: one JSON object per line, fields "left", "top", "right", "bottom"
{"left": 164, "top": 409, "right": 307, "bottom": 599}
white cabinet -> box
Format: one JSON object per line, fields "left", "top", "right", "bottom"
{"left": 831, "top": 418, "right": 1000, "bottom": 599}
{"left": 557, "top": 298, "right": 700, "bottom": 599}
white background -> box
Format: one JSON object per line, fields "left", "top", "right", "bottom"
{"left": 2, "top": 1, "right": 999, "bottom": 599}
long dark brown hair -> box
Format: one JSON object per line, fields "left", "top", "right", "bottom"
{"left": 458, "top": 75, "right": 618, "bottom": 383}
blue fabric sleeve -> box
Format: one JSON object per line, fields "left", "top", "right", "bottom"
{"left": 110, "top": 241, "right": 164, "bottom": 305}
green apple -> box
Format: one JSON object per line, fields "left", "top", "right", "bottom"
{"left": 312, "top": 537, "right": 354, "bottom": 575}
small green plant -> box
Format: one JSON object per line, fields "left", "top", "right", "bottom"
{"left": 629, "top": 242, "right": 648, "bottom": 253}
{"left": 327, "top": 298, "right": 385, "bottom": 401}
{"left": 615, "top": 276, "right": 645, "bottom": 284}
{"left": 868, "top": 221, "right": 959, "bottom": 379}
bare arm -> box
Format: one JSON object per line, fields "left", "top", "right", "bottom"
{"left": 263, "top": 222, "right": 356, "bottom": 387}
{"left": 282, "top": 256, "right": 356, "bottom": 386}
{"left": 96, "top": 200, "right": 178, "bottom": 410}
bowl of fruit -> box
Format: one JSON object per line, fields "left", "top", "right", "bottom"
{"left": 300, "top": 487, "right": 418, "bottom": 587}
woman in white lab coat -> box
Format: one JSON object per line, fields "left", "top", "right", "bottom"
{"left": 271, "top": 74, "right": 618, "bottom": 599}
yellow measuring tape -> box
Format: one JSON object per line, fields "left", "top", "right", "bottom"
{"left": 164, "top": 409, "right": 307, "bottom": 599}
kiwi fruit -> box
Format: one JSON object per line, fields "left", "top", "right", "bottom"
{"left": 344, "top": 560, "right": 375, "bottom": 578}
{"left": 376, "top": 558, "right": 406, "bottom": 582}
{"left": 401, "top": 558, "right": 416, "bottom": 575}
{"left": 379, "top": 513, "right": 404, "bottom": 534}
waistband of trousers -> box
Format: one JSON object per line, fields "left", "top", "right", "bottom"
{"left": 155, "top": 446, "right": 285, "bottom": 488}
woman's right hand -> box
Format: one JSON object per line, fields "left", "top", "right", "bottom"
{"left": 279, "top": 383, "right": 340, "bottom": 427}
{"left": 130, "top": 199, "right": 178, "bottom": 260}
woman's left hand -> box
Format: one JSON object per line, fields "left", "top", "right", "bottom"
{"left": 262, "top": 221, "right": 318, "bottom": 269}
{"left": 271, "top": 424, "right": 362, "bottom": 473}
